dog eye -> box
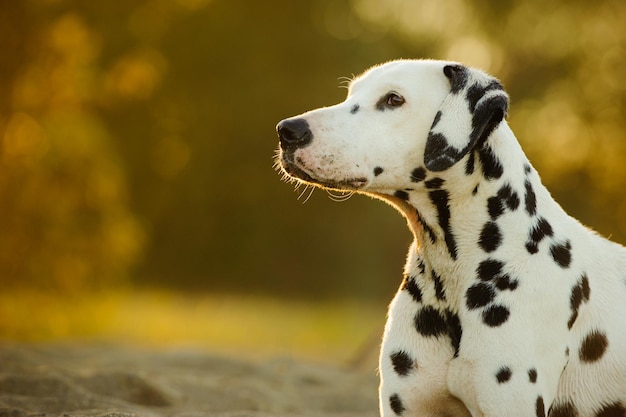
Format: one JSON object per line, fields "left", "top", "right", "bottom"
{"left": 377, "top": 92, "right": 405, "bottom": 110}
{"left": 387, "top": 93, "right": 405, "bottom": 106}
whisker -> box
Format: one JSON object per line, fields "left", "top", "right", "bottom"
{"left": 272, "top": 149, "right": 284, "bottom": 173}
{"left": 327, "top": 190, "right": 355, "bottom": 202}
{"left": 272, "top": 150, "right": 299, "bottom": 187}
{"left": 337, "top": 74, "right": 355, "bottom": 90}
{"left": 272, "top": 148, "right": 316, "bottom": 202}
{"left": 296, "top": 184, "right": 308, "bottom": 200}
{"left": 301, "top": 185, "right": 316, "bottom": 204}
{"left": 296, "top": 184, "right": 315, "bottom": 204}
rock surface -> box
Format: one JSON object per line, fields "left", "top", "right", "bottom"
{"left": 0, "top": 344, "right": 379, "bottom": 417}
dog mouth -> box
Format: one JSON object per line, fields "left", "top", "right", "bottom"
{"left": 278, "top": 152, "right": 368, "bottom": 191}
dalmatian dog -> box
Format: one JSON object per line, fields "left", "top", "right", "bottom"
{"left": 275, "top": 59, "right": 626, "bottom": 417}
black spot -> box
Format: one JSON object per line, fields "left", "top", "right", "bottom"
{"left": 424, "top": 132, "right": 461, "bottom": 172}
{"left": 477, "top": 259, "right": 504, "bottom": 281}
{"left": 487, "top": 196, "right": 504, "bottom": 220}
{"left": 472, "top": 185, "right": 479, "bottom": 195}
{"left": 507, "top": 192, "right": 520, "bottom": 211}
{"left": 415, "top": 306, "right": 447, "bottom": 337}
{"left": 524, "top": 164, "right": 532, "bottom": 174}
{"left": 443, "top": 64, "right": 469, "bottom": 94}
{"left": 495, "top": 275, "right": 518, "bottom": 291}
{"left": 394, "top": 190, "right": 409, "bottom": 201}
{"left": 525, "top": 238, "right": 540, "bottom": 253}
{"left": 580, "top": 274, "right": 590, "bottom": 301}
{"left": 487, "top": 185, "right": 520, "bottom": 221}
{"left": 374, "top": 167, "right": 384, "bottom": 176}
{"left": 528, "top": 368, "right": 537, "bottom": 383}
{"left": 568, "top": 275, "right": 590, "bottom": 329}
{"left": 389, "top": 394, "right": 405, "bottom": 416}
{"left": 549, "top": 401, "right": 578, "bottom": 417}
{"left": 425, "top": 178, "right": 445, "bottom": 189}
{"left": 390, "top": 350, "right": 414, "bottom": 377}
{"left": 432, "top": 271, "right": 446, "bottom": 301}
{"left": 531, "top": 217, "right": 553, "bottom": 242}
{"left": 417, "top": 213, "right": 437, "bottom": 244}
{"left": 410, "top": 167, "right": 426, "bottom": 182}
{"left": 465, "top": 151, "right": 475, "bottom": 175}
{"left": 497, "top": 184, "right": 512, "bottom": 198}
{"left": 417, "top": 259, "right": 426, "bottom": 275}
{"left": 550, "top": 240, "right": 572, "bottom": 268}
{"left": 466, "top": 283, "right": 496, "bottom": 310}
{"left": 526, "top": 241, "right": 539, "bottom": 254}
{"left": 496, "top": 366, "right": 512, "bottom": 383}
{"left": 595, "top": 402, "right": 626, "bottom": 417}
{"left": 445, "top": 310, "right": 462, "bottom": 357}
{"left": 443, "top": 230, "right": 458, "bottom": 261}
{"left": 479, "top": 221, "right": 502, "bottom": 252}
{"left": 524, "top": 180, "right": 537, "bottom": 215}
{"left": 482, "top": 304, "right": 510, "bottom": 327}
{"left": 431, "top": 111, "right": 442, "bottom": 128}
{"left": 478, "top": 146, "right": 503, "bottom": 180}
{"left": 533, "top": 217, "right": 554, "bottom": 239}
{"left": 401, "top": 275, "right": 423, "bottom": 303}
{"left": 428, "top": 189, "right": 458, "bottom": 260}
{"left": 498, "top": 184, "right": 520, "bottom": 211}
{"left": 579, "top": 330, "right": 608, "bottom": 363}
{"left": 536, "top": 396, "right": 545, "bottom": 417}
{"left": 351, "top": 104, "right": 360, "bottom": 114}
{"left": 568, "top": 309, "right": 580, "bottom": 331}
{"left": 526, "top": 217, "right": 554, "bottom": 254}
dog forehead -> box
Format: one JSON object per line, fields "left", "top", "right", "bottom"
{"left": 349, "top": 59, "right": 456, "bottom": 97}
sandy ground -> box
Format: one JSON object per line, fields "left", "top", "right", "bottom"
{"left": 0, "top": 344, "right": 379, "bottom": 417}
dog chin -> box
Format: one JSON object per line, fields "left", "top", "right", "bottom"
{"left": 281, "top": 158, "right": 367, "bottom": 191}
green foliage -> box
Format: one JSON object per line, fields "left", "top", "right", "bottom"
{"left": 0, "top": 0, "right": 624, "bottom": 297}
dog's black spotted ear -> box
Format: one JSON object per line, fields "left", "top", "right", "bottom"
{"left": 424, "top": 64, "right": 509, "bottom": 172}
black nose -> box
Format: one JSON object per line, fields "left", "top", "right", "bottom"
{"left": 276, "top": 118, "right": 313, "bottom": 151}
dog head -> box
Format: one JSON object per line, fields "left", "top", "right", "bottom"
{"left": 276, "top": 59, "right": 509, "bottom": 193}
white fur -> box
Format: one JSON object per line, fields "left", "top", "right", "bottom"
{"left": 276, "top": 59, "right": 626, "bottom": 417}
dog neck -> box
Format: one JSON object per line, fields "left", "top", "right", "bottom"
{"left": 371, "top": 123, "right": 572, "bottom": 288}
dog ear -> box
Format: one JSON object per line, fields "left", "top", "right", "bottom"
{"left": 424, "top": 64, "right": 509, "bottom": 172}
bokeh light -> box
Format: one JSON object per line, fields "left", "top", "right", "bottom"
{"left": 0, "top": 0, "right": 624, "bottom": 361}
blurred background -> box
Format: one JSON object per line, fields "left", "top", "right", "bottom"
{"left": 0, "top": 0, "right": 624, "bottom": 364}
